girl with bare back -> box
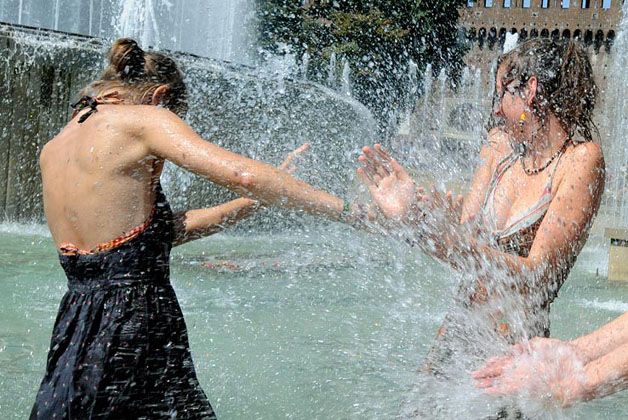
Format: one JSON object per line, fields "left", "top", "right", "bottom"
{"left": 32, "top": 39, "right": 357, "bottom": 419}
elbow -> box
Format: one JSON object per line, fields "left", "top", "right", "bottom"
{"left": 231, "top": 170, "right": 258, "bottom": 197}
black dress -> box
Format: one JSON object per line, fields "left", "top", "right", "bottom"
{"left": 31, "top": 183, "right": 216, "bottom": 419}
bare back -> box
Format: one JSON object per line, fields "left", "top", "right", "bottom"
{"left": 40, "top": 105, "right": 160, "bottom": 250}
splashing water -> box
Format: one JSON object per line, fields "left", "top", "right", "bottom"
{"left": 0, "top": 1, "right": 627, "bottom": 419}
{"left": 116, "top": 0, "right": 161, "bottom": 47}
{"left": 603, "top": 1, "right": 628, "bottom": 226}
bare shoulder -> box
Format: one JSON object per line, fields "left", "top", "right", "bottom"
{"left": 110, "top": 104, "right": 178, "bottom": 126}
{"left": 570, "top": 141, "right": 604, "bottom": 164}
{"left": 480, "top": 127, "right": 511, "bottom": 163}
{"left": 558, "top": 142, "right": 605, "bottom": 192}
{"left": 564, "top": 141, "right": 605, "bottom": 174}
{"left": 122, "top": 105, "right": 187, "bottom": 135}
{"left": 39, "top": 139, "right": 54, "bottom": 169}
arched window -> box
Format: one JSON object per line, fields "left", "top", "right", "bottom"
{"left": 519, "top": 28, "right": 528, "bottom": 41}
{"left": 551, "top": 29, "right": 560, "bottom": 40}
{"left": 584, "top": 30, "right": 594, "bottom": 46}
{"left": 467, "top": 27, "right": 478, "bottom": 42}
{"left": 530, "top": 28, "right": 539, "bottom": 38}
{"left": 488, "top": 27, "right": 498, "bottom": 49}
{"left": 541, "top": 28, "right": 550, "bottom": 38}
{"left": 573, "top": 29, "right": 582, "bottom": 40}
{"left": 499, "top": 27, "right": 508, "bottom": 45}
{"left": 562, "top": 29, "right": 571, "bottom": 39}
{"left": 594, "top": 29, "right": 605, "bottom": 53}
{"left": 478, "top": 27, "right": 487, "bottom": 49}
{"left": 605, "top": 30, "right": 616, "bottom": 53}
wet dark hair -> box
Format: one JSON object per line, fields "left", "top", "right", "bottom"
{"left": 82, "top": 38, "right": 188, "bottom": 117}
{"left": 494, "top": 38, "right": 598, "bottom": 142}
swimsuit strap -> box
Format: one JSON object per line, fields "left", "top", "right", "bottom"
{"left": 482, "top": 151, "right": 518, "bottom": 212}
{"left": 493, "top": 142, "right": 569, "bottom": 239}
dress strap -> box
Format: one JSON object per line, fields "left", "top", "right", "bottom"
{"left": 70, "top": 92, "right": 123, "bottom": 123}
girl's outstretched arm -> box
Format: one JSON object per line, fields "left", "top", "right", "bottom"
{"left": 132, "top": 107, "right": 348, "bottom": 221}
{"left": 172, "top": 144, "right": 310, "bottom": 246}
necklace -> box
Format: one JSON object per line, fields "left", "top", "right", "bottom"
{"left": 520, "top": 139, "right": 570, "bottom": 176}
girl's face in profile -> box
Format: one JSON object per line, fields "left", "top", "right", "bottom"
{"left": 493, "top": 64, "right": 528, "bottom": 143}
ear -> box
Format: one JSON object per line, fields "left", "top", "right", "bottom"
{"left": 150, "top": 85, "right": 170, "bottom": 106}
{"left": 524, "top": 75, "right": 537, "bottom": 106}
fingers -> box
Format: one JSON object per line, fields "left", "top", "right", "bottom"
{"left": 358, "top": 155, "right": 383, "bottom": 186}
{"left": 356, "top": 167, "right": 378, "bottom": 191}
{"left": 279, "top": 143, "right": 310, "bottom": 173}
{"left": 360, "top": 146, "right": 392, "bottom": 178}
{"left": 294, "top": 143, "right": 310, "bottom": 154}
{"left": 472, "top": 358, "right": 507, "bottom": 380}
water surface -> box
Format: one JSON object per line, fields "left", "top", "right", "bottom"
{"left": 0, "top": 223, "right": 626, "bottom": 419}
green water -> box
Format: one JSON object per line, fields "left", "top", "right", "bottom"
{"left": 0, "top": 223, "right": 626, "bottom": 419}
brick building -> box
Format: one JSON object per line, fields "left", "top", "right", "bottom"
{"left": 460, "top": 0, "right": 622, "bottom": 50}
{"left": 459, "top": 0, "right": 624, "bottom": 87}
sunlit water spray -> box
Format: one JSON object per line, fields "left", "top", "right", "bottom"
{"left": 0, "top": 1, "right": 627, "bottom": 419}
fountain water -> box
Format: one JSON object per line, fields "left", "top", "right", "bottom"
{"left": 1, "top": 1, "right": 628, "bottom": 419}
{"left": 341, "top": 59, "right": 351, "bottom": 97}
{"left": 0, "top": 0, "right": 256, "bottom": 63}
{"left": 604, "top": 1, "right": 628, "bottom": 226}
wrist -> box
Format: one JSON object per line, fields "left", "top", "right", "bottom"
{"left": 340, "top": 200, "right": 369, "bottom": 226}
{"left": 568, "top": 338, "right": 593, "bottom": 365}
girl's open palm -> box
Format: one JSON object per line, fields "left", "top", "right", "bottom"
{"left": 357, "top": 144, "right": 416, "bottom": 221}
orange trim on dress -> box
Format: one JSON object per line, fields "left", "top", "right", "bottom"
{"left": 59, "top": 207, "right": 156, "bottom": 256}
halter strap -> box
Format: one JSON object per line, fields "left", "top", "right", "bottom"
{"left": 70, "top": 92, "right": 123, "bottom": 123}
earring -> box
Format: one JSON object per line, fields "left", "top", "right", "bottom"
{"left": 519, "top": 112, "right": 526, "bottom": 125}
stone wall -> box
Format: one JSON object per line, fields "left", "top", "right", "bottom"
{"left": 0, "top": 24, "right": 103, "bottom": 221}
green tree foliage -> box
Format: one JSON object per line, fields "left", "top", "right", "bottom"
{"left": 257, "top": 0, "right": 468, "bottom": 133}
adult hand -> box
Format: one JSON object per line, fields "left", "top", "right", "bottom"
{"left": 473, "top": 337, "right": 588, "bottom": 408}
{"left": 357, "top": 144, "right": 417, "bottom": 221}
{"left": 279, "top": 143, "right": 310, "bottom": 174}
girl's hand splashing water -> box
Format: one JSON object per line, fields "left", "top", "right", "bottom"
{"left": 356, "top": 144, "right": 419, "bottom": 222}
{"left": 356, "top": 144, "right": 469, "bottom": 264}
{"left": 279, "top": 143, "right": 310, "bottom": 174}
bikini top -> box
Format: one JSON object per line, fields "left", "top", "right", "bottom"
{"left": 482, "top": 145, "right": 567, "bottom": 258}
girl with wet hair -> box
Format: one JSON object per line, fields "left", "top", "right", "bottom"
{"left": 32, "top": 38, "right": 358, "bottom": 419}
{"left": 357, "top": 38, "right": 605, "bottom": 415}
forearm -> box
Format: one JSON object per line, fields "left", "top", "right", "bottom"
{"left": 145, "top": 115, "right": 345, "bottom": 222}
{"left": 571, "top": 312, "right": 628, "bottom": 364}
{"left": 580, "top": 340, "right": 628, "bottom": 402}
{"left": 457, "top": 237, "right": 535, "bottom": 276}
{"left": 174, "top": 197, "right": 260, "bottom": 246}
{"left": 238, "top": 167, "right": 344, "bottom": 221}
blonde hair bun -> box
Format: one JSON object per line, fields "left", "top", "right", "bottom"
{"left": 105, "top": 38, "right": 146, "bottom": 81}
